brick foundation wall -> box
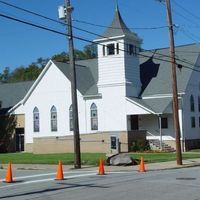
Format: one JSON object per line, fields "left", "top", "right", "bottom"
{"left": 32, "top": 132, "right": 129, "bottom": 154}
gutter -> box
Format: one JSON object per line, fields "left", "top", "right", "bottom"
{"left": 83, "top": 93, "right": 102, "bottom": 100}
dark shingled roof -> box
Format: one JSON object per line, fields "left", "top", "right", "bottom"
{"left": 0, "top": 81, "right": 34, "bottom": 109}
{"left": 129, "top": 43, "right": 200, "bottom": 114}
{"left": 140, "top": 43, "right": 200, "bottom": 97}
{"left": 52, "top": 59, "right": 98, "bottom": 96}
{"left": 128, "top": 97, "right": 172, "bottom": 114}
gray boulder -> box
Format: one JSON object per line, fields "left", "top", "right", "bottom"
{"left": 107, "top": 153, "right": 134, "bottom": 166}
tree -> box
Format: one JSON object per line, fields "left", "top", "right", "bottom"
{"left": 0, "top": 114, "right": 16, "bottom": 152}
{"left": 32, "top": 57, "right": 48, "bottom": 69}
{"left": 0, "top": 67, "right": 10, "bottom": 83}
{"left": 0, "top": 43, "right": 97, "bottom": 83}
{"left": 9, "top": 64, "right": 42, "bottom": 83}
{"left": 83, "top": 44, "right": 97, "bottom": 59}
{"left": 51, "top": 52, "right": 69, "bottom": 62}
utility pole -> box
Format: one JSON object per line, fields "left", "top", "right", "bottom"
{"left": 165, "top": 0, "right": 182, "bottom": 165}
{"left": 65, "top": 0, "right": 81, "bottom": 168}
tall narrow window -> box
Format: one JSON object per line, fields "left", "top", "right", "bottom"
{"left": 191, "top": 116, "right": 196, "bottom": 128}
{"left": 90, "top": 103, "right": 98, "bottom": 130}
{"left": 116, "top": 43, "right": 119, "bottom": 54}
{"left": 198, "top": 96, "right": 200, "bottom": 112}
{"left": 129, "top": 44, "right": 134, "bottom": 55}
{"left": 33, "top": 107, "right": 39, "bottom": 132}
{"left": 69, "top": 105, "right": 73, "bottom": 131}
{"left": 134, "top": 45, "right": 137, "bottom": 56}
{"left": 51, "top": 106, "right": 57, "bottom": 132}
{"left": 190, "top": 95, "right": 195, "bottom": 112}
{"left": 102, "top": 45, "right": 105, "bottom": 56}
{"left": 199, "top": 117, "right": 200, "bottom": 127}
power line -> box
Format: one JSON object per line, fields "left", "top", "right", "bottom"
{"left": 1, "top": 0, "right": 199, "bottom": 69}
{"left": 0, "top": 13, "right": 170, "bottom": 63}
{"left": 0, "top": 0, "right": 169, "bottom": 31}
{"left": 172, "top": 0, "right": 200, "bottom": 22}
{"left": 157, "top": 0, "right": 200, "bottom": 44}
{"left": 0, "top": 12, "right": 200, "bottom": 73}
{"left": 0, "top": 1, "right": 172, "bottom": 60}
{"left": 0, "top": 0, "right": 63, "bottom": 25}
{"left": 73, "top": 19, "right": 169, "bottom": 30}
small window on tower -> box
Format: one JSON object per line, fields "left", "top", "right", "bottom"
{"left": 102, "top": 45, "right": 105, "bottom": 56}
{"left": 107, "top": 43, "right": 115, "bottom": 55}
{"left": 129, "top": 44, "right": 134, "bottom": 55}
{"left": 128, "top": 44, "right": 137, "bottom": 56}
{"left": 116, "top": 43, "right": 119, "bottom": 54}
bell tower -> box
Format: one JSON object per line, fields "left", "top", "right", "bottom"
{"left": 94, "top": 6, "right": 142, "bottom": 97}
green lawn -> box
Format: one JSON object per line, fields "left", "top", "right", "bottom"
{"left": 0, "top": 152, "right": 200, "bottom": 166}
{"left": 0, "top": 153, "right": 106, "bottom": 165}
{"left": 131, "top": 152, "right": 200, "bottom": 163}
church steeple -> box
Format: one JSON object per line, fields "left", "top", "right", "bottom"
{"left": 96, "top": 6, "right": 142, "bottom": 97}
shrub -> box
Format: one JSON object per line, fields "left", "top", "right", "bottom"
{"left": 130, "top": 140, "right": 150, "bottom": 152}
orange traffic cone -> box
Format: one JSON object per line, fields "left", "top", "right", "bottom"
{"left": 139, "top": 157, "right": 146, "bottom": 172}
{"left": 5, "top": 162, "right": 13, "bottom": 183}
{"left": 98, "top": 159, "right": 105, "bottom": 175}
{"left": 55, "top": 160, "right": 64, "bottom": 180}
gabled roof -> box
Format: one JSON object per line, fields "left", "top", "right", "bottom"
{"left": 0, "top": 81, "right": 34, "bottom": 109}
{"left": 53, "top": 59, "right": 98, "bottom": 95}
{"left": 126, "top": 43, "right": 200, "bottom": 114}
{"left": 128, "top": 97, "right": 172, "bottom": 114}
{"left": 96, "top": 6, "right": 141, "bottom": 41}
{"left": 140, "top": 43, "right": 200, "bottom": 97}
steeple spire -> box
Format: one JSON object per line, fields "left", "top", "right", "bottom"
{"left": 95, "top": 4, "right": 142, "bottom": 43}
{"left": 115, "top": 0, "right": 119, "bottom": 11}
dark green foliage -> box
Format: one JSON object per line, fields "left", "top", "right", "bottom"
{"left": 51, "top": 51, "right": 69, "bottom": 62}
{"left": 0, "top": 67, "right": 10, "bottom": 83}
{"left": 130, "top": 140, "right": 150, "bottom": 152}
{"left": 83, "top": 44, "right": 97, "bottom": 59}
{"left": 0, "top": 114, "right": 16, "bottom": 153}
{"left": 0, "top": 43, "right": 97, "bottom": 83}
{"left": 9, "top": 64, "right": 42, "bottom": 83}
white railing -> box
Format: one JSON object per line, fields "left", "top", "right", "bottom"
{"left": 146, "top": 131, "right": 175, "bottom": 141}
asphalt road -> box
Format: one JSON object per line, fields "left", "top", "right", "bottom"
{"left": 0, "top": 167, "right": 200, "bottom": 200}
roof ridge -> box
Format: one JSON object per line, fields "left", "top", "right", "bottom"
{"left": 143, "top": 43, "right": 199, "bottom": 52}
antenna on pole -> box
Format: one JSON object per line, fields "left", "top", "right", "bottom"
{"left": 58, "top": 5, "right": 66, "bottom": 20}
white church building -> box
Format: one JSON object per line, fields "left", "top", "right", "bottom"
{"left": 2, "top": 7, "right": 200, "bottom": 153}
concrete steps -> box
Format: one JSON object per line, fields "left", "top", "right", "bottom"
{"left": 149, "top": 139, "right": 175, "bottom": 152}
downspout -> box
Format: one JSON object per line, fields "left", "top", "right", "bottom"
{"left": 158, "top": 114, "right": 162, "bottom": 151}
{"left": 180, "top": 95, "right": 185, "bottom": 152}
{"left": 84, "top": 99, "right": 87, "bottom": 133}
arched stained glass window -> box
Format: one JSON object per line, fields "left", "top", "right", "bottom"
{"left": 51, "top": 106, "right": 57, "bottom": 131}
{"left": 33, "top": 107, "right": 39, "bottom": 132}
{"left": 90, "top": 103, "right": 98, "bottom": 130}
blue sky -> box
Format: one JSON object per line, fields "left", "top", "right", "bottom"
{"left": 0, "top": 0, "right": 200, "bottom": 72}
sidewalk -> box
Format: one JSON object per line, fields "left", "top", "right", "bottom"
{"left": 1, "top": 158, "right": 200, "bottom": 172}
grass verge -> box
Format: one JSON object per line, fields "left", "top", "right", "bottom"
{"left": 0, "top": 152, "right": 200, "bottom": 165}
